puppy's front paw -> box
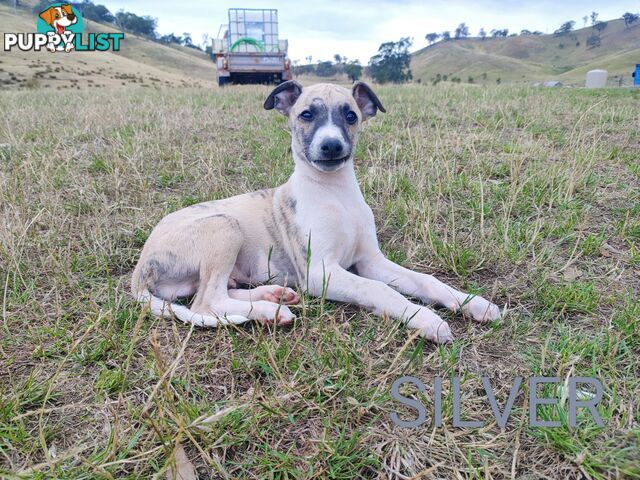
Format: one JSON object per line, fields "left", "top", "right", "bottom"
{"left": 274, "top": 305, "right": 295, "bottom": 325}
{"left": 257, "top": 304, "right": 295, "bottom": 326}
{"left": 413, "top": 308, "right": 453, "bottom": 344}
{"left": 463, "top": 295, "right": 501, "bottom": 323}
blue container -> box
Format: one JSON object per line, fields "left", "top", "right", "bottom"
{"left": 635, "top": 64, "right": 640, "bottom": 86}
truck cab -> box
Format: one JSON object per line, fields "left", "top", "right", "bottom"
{"left": 212, "top": 8, "right": 292, "bottom": 86}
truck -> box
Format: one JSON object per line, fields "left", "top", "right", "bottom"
{"left": 211, "top": 8, "right": 292, "bottom": 86}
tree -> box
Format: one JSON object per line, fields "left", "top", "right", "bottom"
{"left": 520, "top": 29, "right": 532, "bottom": 35}
{"left": 333, "top": 54, "right": 343, "bottom": 64}
{"left": 115, "top": 10, "right": 157, "bottom": 37}
{"left": 315, "top": 60, "right": 337, "bottom": 77}
{"left": 532, "top": 31, "right": 544, "bottom": 35}
{"left": 159, "top": 33, "right": 182, "bottom": 44}
{"left": 554, "top": 20, "right": 575, "bottom": 36}
{"left": 75, "top": 1, "right": 115, "bottom": 23}
{"left": 478, "top": 28, "right": 487, "bottom": 40}
{"left": 490, "top": 29, "right": 508, "bottom": 37}
{"left": 441, "top": 31, "right": 451, "bottom": 41}
{"left": 344, "top": 60, "right": 363, "bottom": 82}
{"left": 622, "top": 12, "right": 640, "bottom": 27}
{"left": 182, "top": 32, "right": 193, "bottom": 47}
{"left": 594, "top": 21, "right": 608, "bottom": 32}
{"left": 294, "top": 63, "right": 316, "bottom": 76}
{"left": 425, "top": 32, "right": 440, "bottom": 45}
{"left": 454, "top": 22, "right": 469, "bottom": 39}
{"left": 582, "top": 15, "right": 588, "bottom": 27}
{"left": 586, "top": 34, "right": 601, "bottom": 48}
{"left": 367, "top": 37, "right": 412, "bottom": 84}
{"left": 590, "top": 11, "right": 598, "bottom": 25}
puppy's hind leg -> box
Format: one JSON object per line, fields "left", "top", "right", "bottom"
{"left": 190, "top": 216, "right": 295, "bottom": 325}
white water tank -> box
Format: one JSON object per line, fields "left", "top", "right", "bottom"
{"left": 586, "top": 69, "right": 608, "bottom": 88}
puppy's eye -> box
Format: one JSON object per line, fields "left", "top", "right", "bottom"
{"left": 345, "top": 111, "right": 358, "bottom": 124}
{"left": 299, "top": 110, "right": 313, "bottom": 121}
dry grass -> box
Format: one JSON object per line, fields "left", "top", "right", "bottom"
{"left": 0, "top": 83, "right": 639, "bottom": 479}
{"left": 0, "top": 3, "right": 216, "bottom": 91}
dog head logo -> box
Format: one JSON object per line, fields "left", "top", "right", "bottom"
{"left": 39, "top": 4, "right": 77, "bottom": 35}
{"left": 36, "top": 3, "right": 83, "bottom": 52}
{"left": 3, "top": 4, "right": 122, "bottom": 53}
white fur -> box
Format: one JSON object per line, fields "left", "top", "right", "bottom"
{"left": 137, "top": 289, "right": 250, "bottom": 327}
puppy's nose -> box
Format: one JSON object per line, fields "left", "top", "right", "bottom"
{"left": 67, "top": 13, "right": 76, "bottom": 20}
{"left": 320, "top": 139, "right": 344, "bottom": 159}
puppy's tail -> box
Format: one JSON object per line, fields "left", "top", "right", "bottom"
{"left": 136, "top": 289, "right": 250, "bottom": 327}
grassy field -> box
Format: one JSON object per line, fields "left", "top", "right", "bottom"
{"left": 411, "top": 19, "right": 640, "bottom": 86}
{"left": 1, "top": 83, "right": 639, "bottom": 479}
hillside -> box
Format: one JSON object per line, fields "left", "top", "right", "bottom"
{"left": 0, "top": 2, "right": 217, "bottom": 90}
{"left": 411, "top": 19, "right": 640, "bottom": 85}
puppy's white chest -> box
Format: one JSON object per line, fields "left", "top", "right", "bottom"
{"left": 295, "top": 195, "right": 370, "bottom": 268}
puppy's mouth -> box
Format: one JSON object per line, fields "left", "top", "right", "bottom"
{"left": 56, "top": 24, "right": 66, "bottom": 34}
{"left": 311, "top": 155, "right": 350, "bottom": 171}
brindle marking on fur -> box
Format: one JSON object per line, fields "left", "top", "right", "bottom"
{"left": 196, "top": 213, "right": 238, "bottom": 224}
{"left": 331, "top": 103, "right": 355, "bottom": 141}
{"left": 298, "top": 100, "right": 330, "bottom": 161}
{"left": 250, "top": 189, "right": 272, "bottom": 199}
{"left": 271, "top": 247, "right": 297, "bottom": 285}
{"left": 266, "top": 194, "right": 308, "bottom": 283}
{"left": 141, "top": 251, "right": 178, "bottom": 279}
{"left": 262, "top": 209, "right": 298, "bottom": 284}
{"left": 141, "top": 252, "right": 198, "bottom": 299}
{"left": 285, "top": 196, "right": 297, "bottom": 213}
{"left": 198, "top": 213, "right": 241, "bottom": 230}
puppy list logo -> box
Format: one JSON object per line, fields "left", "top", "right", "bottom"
{"left": 3, "top": 3, "right": 124, "bottom": 53}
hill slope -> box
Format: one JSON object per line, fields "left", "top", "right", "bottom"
{"left": 411, "top": 19, "right": 640, "bottom": 85}
{"left": 0, "top": 3, "right": 216, "bottom": 90}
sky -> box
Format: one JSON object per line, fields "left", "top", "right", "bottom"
{"left": 99, "top": 0, "right": 640, "bottom": 63}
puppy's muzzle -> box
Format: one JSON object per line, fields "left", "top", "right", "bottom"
{"left": 320, "top": 138, "right": 344, "bottom": 160}
{"left": 314, "top": 138, "right": 350, "bottom": 171}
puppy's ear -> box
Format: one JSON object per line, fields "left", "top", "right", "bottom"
{"left": 264, "top": 80, "right": 303, "bottom": 115}
{"left": 352, "top": 82, "right": 386, "bottom": 120}
{"left": 61, "top": 4, "right": 74, "bottom": 15}
{"left": 39, "top": 7, "right": 56, "bottom": 26}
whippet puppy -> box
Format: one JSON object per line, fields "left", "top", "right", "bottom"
{"left": 131, "top": 81, "right": 501, "bottom": 343}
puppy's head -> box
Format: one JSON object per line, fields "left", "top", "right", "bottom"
{"left": 264, "top": 81, "right": 385, "bottom": 172}
{"left": 39, "top": 5, "right": 77, "bottom": 35}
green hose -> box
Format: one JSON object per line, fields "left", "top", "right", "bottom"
{"left": 230, "top": 37, "right": 264, "bottom": 52}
